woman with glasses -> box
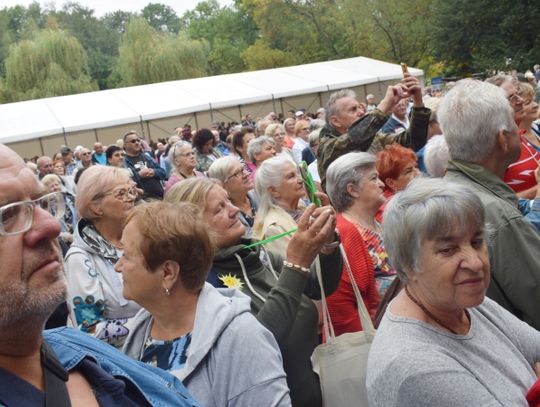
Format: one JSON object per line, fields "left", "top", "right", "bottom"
{"left": 265, "top": 123, "right": 294, "bottom": 159}
{"left": 292, "top": 120, "right": 311, "bottom": 164}
{"left": 208, "top": 156, "right": 258, "bottom": 238}
{"left": 64, "top": 166, "right": 141, "bottom": 348}
{"left": 164, "top": 141, "right": 205, "bottom": 195}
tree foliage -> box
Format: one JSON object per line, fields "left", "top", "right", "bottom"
{"left": 430, "top": 0, "right": 540, "bottom": 75}
{"left": 182, "top": 0, "right": 258, "bottom": 74}
{"left": 2, "top": 0, "right": 540, "bottom": 101}
{"left": 0, "top": 29, "right": 97, "bottom": 102}
{"left": 114, "top": 17, "right": 209, "bottom": 86}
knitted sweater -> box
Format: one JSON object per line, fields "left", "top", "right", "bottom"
{"left": 326, "top": 214, "right": 379, "bottom": 336}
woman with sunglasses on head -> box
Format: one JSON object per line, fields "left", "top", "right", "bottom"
{"left": 164, "top": 141, "right": 205, "bottom": 195}
{"left": 64, "top": 166, "right": 141, "bottom": 348}
{"left": 208, "top": 156, "right": 258, "bottom": 238}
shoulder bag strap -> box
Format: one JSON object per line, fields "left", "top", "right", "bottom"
{"left": 41, "top": 341, "right": 72, "bottom": 407}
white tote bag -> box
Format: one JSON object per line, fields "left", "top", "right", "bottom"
{"left": 311, "top": 245, "right": 376, "bottom": 407}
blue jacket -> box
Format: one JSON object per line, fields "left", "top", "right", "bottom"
{"left": 44, "top": 327, "right": 200, "bottom": 407}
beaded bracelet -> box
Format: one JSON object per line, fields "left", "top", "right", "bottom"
{"left": 283, "top": 260, "right": 310, "bottom": 277}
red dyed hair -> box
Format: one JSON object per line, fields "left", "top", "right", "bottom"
{"left": 376, "top": 144, "right": 417, "bottom": 183}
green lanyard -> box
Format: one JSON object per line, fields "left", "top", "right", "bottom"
{"left": 243, "top": 228, "right": 297, "bottom": 249}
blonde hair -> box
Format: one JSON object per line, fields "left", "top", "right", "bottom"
{"left": 76, "top": 166, "right": 132, "bottom": 220}
{"left": 165, "top": 177, "right": 221, "bottom": 208}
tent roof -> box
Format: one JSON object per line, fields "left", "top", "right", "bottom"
{"left": 0, "top": 56, "right": 422, "bottom": 144}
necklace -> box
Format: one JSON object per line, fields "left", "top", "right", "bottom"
{"left": 404, "top": 286, "right": 469, "bottom": 335}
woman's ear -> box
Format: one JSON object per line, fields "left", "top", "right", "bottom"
{"left": 161, "top": 260, "right": 180, "bottom": 292}
{"left": 89, "top": 201, "right": 104, "bottom": 218}
{"left": 268, "top": 186, "right": 280, "bottom": 199}
{"left": 346, "top": 183, "right": 361, "bottom": 198}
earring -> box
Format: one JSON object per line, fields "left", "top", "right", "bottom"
{"left": 164, "top": 287, "right": 170, "bottom": 296}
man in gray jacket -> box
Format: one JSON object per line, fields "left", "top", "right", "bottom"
{"left": 440, "top": 79, "right": 540, "bottom": 330}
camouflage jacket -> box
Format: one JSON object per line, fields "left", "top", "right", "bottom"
{"left": 318, "top": 107, "right": 431, "bottom": 191}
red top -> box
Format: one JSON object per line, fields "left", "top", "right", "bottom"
{"left": 326, "top": 214, "right": 380, "bottom": 337}
{"left": 527, "top": 377, "right": 540, "bottom": 407}
{"left": 503, "top": 133, "right": 539, "bottom": 193}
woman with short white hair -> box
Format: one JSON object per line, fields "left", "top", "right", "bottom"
{"left": 164, "top": 141, "right": 205, "bottom": 195}
{"left": 247, "top": 136, "right": 277, "bottom": 167}
{"left": 367, "top": 177, "right": 540, "bottom": 406}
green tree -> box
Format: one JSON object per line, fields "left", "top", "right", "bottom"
{"left": 0, "top": 28, "right": 97, "bottom": 102}
{"left": 53, "top": 3, "right": 120, "bottom": 89}
{"left": 430, "top": 0, "right": 540, "bottom": 75}
{"left": 241, "top": 39, "right": 295, "bottom": 70}
{"left": 114, "top": 17, "right": 209, "bottom": 86}
{"left": 142, "top": 3, "right": 181, "bottom": 33}
{"left": 182, "top": 0, "right": 258, "bottom": 74}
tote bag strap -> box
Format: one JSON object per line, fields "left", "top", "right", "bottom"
{"left": 338, "top": 244, "right": 376, "bottom": 336}
{"left": 315, "top": 255, "right": 335, "bottom": 340}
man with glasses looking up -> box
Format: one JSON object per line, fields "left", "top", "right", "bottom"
{"left": 0, "top": 143, "right": 199, "bottom": 406}
{"left": 123, "top": 131, "right": 166, "bottom": 200}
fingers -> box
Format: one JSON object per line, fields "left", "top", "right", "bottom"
{"left": 534, "top": 361, "right": 540, "bottom": 378}
{"left": 315, "top": 191, "right": 330, "bottom": 207}
{"left": 306, "top": 207, "right": 335, "bottom": 240}
{"left": 296, "top": 203, "right": 316, "bottom": 232}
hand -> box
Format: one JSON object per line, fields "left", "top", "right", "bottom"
{"left": 402, "top": 73, "right": 423, "bottom": 107}
{"left": 139, "top": 167, "right": 153, "bottom": 178}
{"left": 534, "top": 362, "right": 540, "bottom": 378}
{"left": 314, "top": 191, "right": 331, "bottom": 206}
{"left": 286, "top": 204, "right": 337, "bottom": 268}
{"left": 377, "top": 84, "right": 408, "bottom": 114}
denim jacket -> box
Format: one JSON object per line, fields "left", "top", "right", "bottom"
{"left": 44, "top": 327, "right": 199, "bottom": 407}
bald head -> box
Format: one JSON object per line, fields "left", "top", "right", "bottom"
{"left": 36, "top": 156, "right": 53, "bottom": 178}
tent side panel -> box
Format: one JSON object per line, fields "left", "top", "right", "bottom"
{"left": 7, "top": 139, "right": 44, "bottom": 160}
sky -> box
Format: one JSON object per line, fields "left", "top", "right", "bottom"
{"left": 0, "top": 0, "right": 233, "bottom": 17}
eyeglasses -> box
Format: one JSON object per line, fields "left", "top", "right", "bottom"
{"left": 508, "top": 92, "right": 524, "bottom": 105}
{"left": 104, "top": 186, "right": 137, "bottom": 201}
{"left": 225, "top": 168, "right": 246, "bottom": 183}
{"left": 126, "top": 138, "right": 141, "bottom": 144}
{"left": 81, "top": 152, "right": 91, "bottom": 156}
{"left": 0, "top": 192, "right": 65, "bottom": 236}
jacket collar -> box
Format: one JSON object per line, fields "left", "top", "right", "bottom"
{"left": 446, "top": 159, "right": 518, "bottom": 206}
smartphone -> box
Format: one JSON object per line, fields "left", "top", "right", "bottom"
{"left": 299, "top": 161, "right": 321, "bottom": 206}
{"left": 400, "top": 62, "right": 409, "bottom": 75}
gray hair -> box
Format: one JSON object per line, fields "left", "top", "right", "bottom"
{"left": 247, "top": 136, "right": 275, "bottom": 163}
{"left": 208, "top": 155, "right": 241, "bottom": 182}
{"left": 168, "top": 140, "right": 193, "bottom": 169}
{"left": 438, "top": 79, "right": 514, "bottom": 163}
{"left": 308, "top": 128, "right": 322, "bottom": 147}
{"left": 424, "top": 135, "right": 450, "bottom": 177}
{"left": 310, "top": 119, "right": 325, "bottom": 132}
{"left": 326, "top": 152, "right": 376, "bottom": 212}
{"left": 254, "top": 155, "right": 297, "bottom": 225}
{"left": 485, "top": 74, "right": 513, "bottom": 87}
{"left": 382, "top": 177, "right": 486, "bottom": 284}
{"left": 325, "top": 89, "right": 357, "bottom": 126}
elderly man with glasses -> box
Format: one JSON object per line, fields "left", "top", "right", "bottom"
{"left": 123, "top": 131, "right": 166, "bottom": 200}
{"left": 0, "top": 143, "right": 199, "bottom": 406}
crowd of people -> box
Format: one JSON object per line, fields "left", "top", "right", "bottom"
{"left": 4, "top": 68, "right": 540, "bottom": 406}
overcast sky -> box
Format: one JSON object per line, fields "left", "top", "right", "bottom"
{"left": 0, "top": 0, "right": 233, "bottom": 17}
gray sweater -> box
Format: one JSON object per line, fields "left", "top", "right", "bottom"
{"left": 367, "top": 297, "right": 540, "bottom": 406}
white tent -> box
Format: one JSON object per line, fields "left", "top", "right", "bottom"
{"left": 0, "top": 56, "right": 423, "bottom": 158}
